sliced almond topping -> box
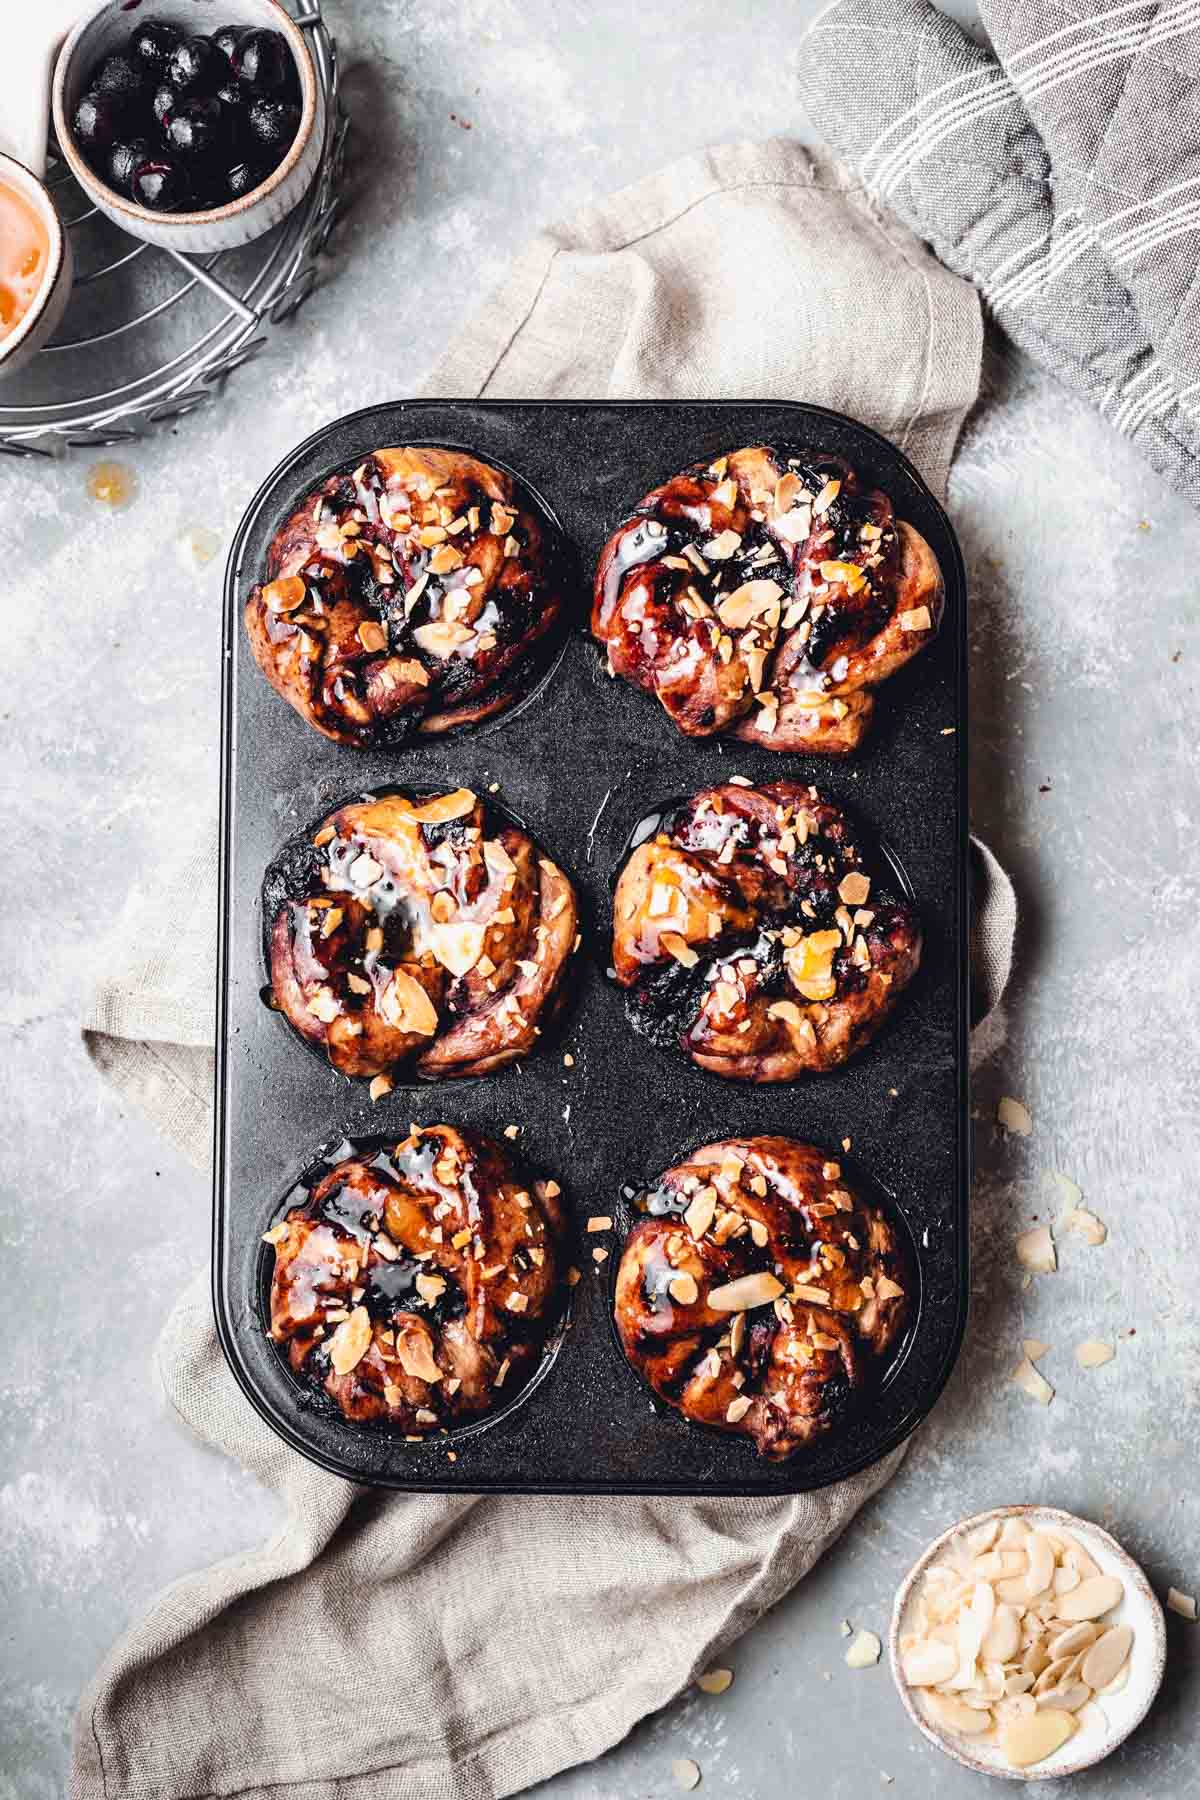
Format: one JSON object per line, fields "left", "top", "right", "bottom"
{"left": 349, "top": 851, "right": 384, "bottom": 888}
{"left": 357, "top": 619, "right": 388, "bottom": 653}
{"left": 263, "top": 575, "right": 306, "bottom": 613}
{"left": 813, "top": 477, "right": 841, "bottom": 515}
{"left": 395, "top": 1331, "right": 442, "bottom": 1385}
{"left": 413, "top": 619, "right": 474, "bottom": 659}
{"left": 899, "top": 605, "right": 933, "bottom": 633}
{"left": 380, "top": 969, "right": 438, "bottom": 1037}
{"left": 725, "top": 1395, "right": 753, "bottom": 1423}
{"left": 708, "top": 1272, "right": 784, "bottom": 1312}
{"left": 703, "top": 529, "right": 742, "bottom": 560}
{"left": 837, "top": 871, "right": 871, "bottom": 907}
{"left": 716, "top": 578, "right": 784, "bottom": 629}
{"left": 328, "top": 1306, "right": 372, "bottom": 1376}
{"left": 661, "top": 932, "right": 700, "bottom": 969}
{"left": 875, "top": 1274, "right": 905, "bottom": 1302}
{"left": 669, "top": 1273, "right": 699, "bottom": 1305}
{"left": 427, "top": 921, "right": 486, "bottom": 979}
{"left": 368, "top": 1074, "right": 393, "bottom": 1103}
{"left": 412, "top": 788, "right": 476, "bottom": 824}
{"left": 684, "top": 1188, "right": 718, "bottom": 1240}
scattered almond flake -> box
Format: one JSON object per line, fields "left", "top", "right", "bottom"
{"left": 726, "top": 1395, "right": 753, "bottom": 1423}
{"left": 727, "top": 775, "right": 753, "bottom": 787}
{"left": 592, "top": 1247, "right": 609, "bottom": 1264}
{"left": 563, "top": 1053, "right": 575, "bottom": 1068}
{"left": 661, "top": 931, "right": 700, "bottom": 969}
{"left": 177, "top": 524, "right": 221, "bottom": 567}
{"left": 875, "top": 1275, "right": 904, "bottom": 1302}
{"left": 839, "top": 1619, "right": 853, "bottom": 1637}
{"left": 899, "top": 605, "right": 933, "bottom": 633}
{"left": 261, "top": 1222, "right": 289, "bottom": 1246}
{"left": 1075, "top": 1339, "right": 1114, "bottom": 1369}
{"left": 997, "top": 1095, "right": 1033, "bottom": 1137}
{"left": 1167, "top": 1587, "right": 1197, "bottom": 1620}
{"left": 1010, "top": 1357, "right": 1054, "bottom": 1405}
{"left": 844, "top": 1630, "right": 881, "bottom": 1669}
{"left": 368, "top": 1074, "right": 393, "bottom": 1104}
{"left": 503, "top": 1125, "right": 519, "bottom": 1140}
{"left": 328, "top": 1306, "right": 372, "bottom": 1376}
{"left": 695, "top": 1667, "right": 733, "bottom": 1695}
{"left": 1023, "top": 1338, "right": 1051, "bottom": 1362}
{"left": 587, "top": 1215, "right": 612, "bottom": 1233}
{"left": 708, "top": 1272, "right": 784, "bottom": 1312}
{"left": 1062, "top": 1205, "right": 1108, "bottom": 1246}
{"left": 427, "top": 921, "right": 486, "bottom": 978}
{"left": 1016, "top": 1225, "right": 1057, "bottom": 1275}
{"left": 669, "top": 1272, "right": 699, "bottom": 1306}
{"left": 672, "top": 1759, "right": 701, "bottom": 1792}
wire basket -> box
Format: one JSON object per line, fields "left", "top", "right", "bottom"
{"left": 0, "top": 2, "right": 347, "bottom": 460}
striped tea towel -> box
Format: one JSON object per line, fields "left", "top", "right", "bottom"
{"left": 799, "top": 0, "right": 1200, "bottom": 506}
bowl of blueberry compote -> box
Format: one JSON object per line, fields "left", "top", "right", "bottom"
{"left": 53, "top": 0, "right": 324, "bottom": 253}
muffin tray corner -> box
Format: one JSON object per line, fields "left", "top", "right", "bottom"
{"left": 215, "top": 398, "right": 969, "bottom": 1494}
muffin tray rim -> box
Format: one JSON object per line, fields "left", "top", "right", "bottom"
{"left": 214, "top": 396, "right": 970, "bottom": 1494}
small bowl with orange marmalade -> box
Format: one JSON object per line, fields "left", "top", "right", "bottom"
{"left": 0, "top": 154, "right": 72, "bottom": 379}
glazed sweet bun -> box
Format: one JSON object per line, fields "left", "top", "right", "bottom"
{"left": 593, "top": 445, "right": 943, "bottom": 752}
{"left": 611, "top": 780, "right": 920, "bottom": 1079}
{"left": 614, "top": 1136, "right": 911, "bottom": 1459}
{"left": 246, "top": 446, "right": 567, "bottom": 746}
{"left": 267, "top": 1126, "right": 567, "bottom": 1431}
{"left": 264, "top": 786, "right": 578, "bottom": 1085}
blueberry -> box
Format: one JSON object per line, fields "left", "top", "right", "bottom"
{"left": 131, "top": 156, "right": 191, "bottom": 212}
{"left": 150, "top": 82, "right": 176, "bottom": 129}
{"left": 224, "top": 159, "right": 269, "bottom": 201}
{"left": 166, "top": 96, "right": 224, "bottom": 159}
{"left": 73, "top": 90, "right": 124, "bottom": 155}
{"left": 212, "top": 24, "right": 243, "bottom": 64}
{"left": 234, "top": 28, "right": 293, "bottom": 95}
{"left": 90, "top": 52, "right": 146, "bottom": 107}
{"left": 128, "top": 19, "right": 181, "bottom": 75}
{"left": 106, "top": 135, "right": 154, "bottom": 195}
{"left": 245, "top": 96, "right": 300, "bottom": 164}
{"left": 214, "top": 79, "right": 250, "bottom": 144}
{"left": 166, "top": 35, "right": 222, "bottom": 95}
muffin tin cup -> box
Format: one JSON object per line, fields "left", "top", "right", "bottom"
{"left": 216, "top": 398, "right": 970, "bottom": 1493}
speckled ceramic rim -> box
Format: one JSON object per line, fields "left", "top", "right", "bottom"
{"left": 0, "top": 154, "right": 67, "bottom": 367}
{"left": 888, "top": 1504, "right": 1168, "bottom": 1781}
{"left": 51, "top": 0, "right": 317, "bottom": 229}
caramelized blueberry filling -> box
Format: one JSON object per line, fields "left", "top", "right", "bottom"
{"left": 246, "top": 447, "right": 567, "bottom": 747}
{"left": 611, "top": 780, "right": 920, "bottom": 1080}
{"left": 267, "top": 1127, "right": 568, "bottom": 1432}
{"left": 593, "top": 445, "right": 944, "bottom": 753}
{"left": 264, "top": 787, "right": 579, "bottom": 1085}
{"left": 614, "top": 1136, "right": 912, "bottom": 1460}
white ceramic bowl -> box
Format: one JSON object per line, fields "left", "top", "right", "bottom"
{"left": 0, "top": 152, "right": 73, "bottom": 380}
{"left": 890, "top": 1505, "right": 1166, "bottom": 1782}
{"left": 52, "top": 0, "right": 324, "bottom": 254}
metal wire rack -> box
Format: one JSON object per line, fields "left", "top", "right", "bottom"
{"left": 0, "top": 1, "right": 347, "bottom": 459}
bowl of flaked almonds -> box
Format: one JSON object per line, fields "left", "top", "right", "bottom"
{"left": 889, "top": 1506, "right": 1166, "bottom": 1780}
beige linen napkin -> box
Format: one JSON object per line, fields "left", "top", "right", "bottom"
{"left": 74, "top": 139, "right": 1005, "bottom": 1800}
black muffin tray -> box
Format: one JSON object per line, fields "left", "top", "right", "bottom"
{"left": 215, "top": 399, "right": 969, "bottom": 1494}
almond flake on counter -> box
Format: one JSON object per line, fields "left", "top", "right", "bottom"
{"left": 672, "top": 1758, "right": 701, "bottom": 1792}
{"left": 1010, "top": 1356, "right": 1054, "bottom": 1405}
{"left": 1016, "top": 1225, "right": 1057, "bottom": 1274}
{"left": 1075, "top": 1339, "right": 1115, "bottom": 1369}
{"left": 845, "top": 1629, "right": 881, "bottom": 1669}
{"left": 997, "top": 1095, "right": 1033, "bottom": 1136}
{"left": 1022, "top": 1338, "right": 1051, "bottom": 1362}
{"left": 1062, "top": 1205, "right": 1108, "bottom": 1246}
{"left": 839, "top": 1619, "right": 852, "bottom": 1636}
{"left": 1167, "top": 1587, "right": 1197, "bottom": 1620}
{"left": 695, "top": 1667, "right": 733, "bottom": 1695}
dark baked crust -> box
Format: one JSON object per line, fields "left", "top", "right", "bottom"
{"left": 267, "top": 1126, "right": 567, "bottom": 1431}
{"left": 265, "top": 787, "right": 578, "bottom": 1083}
{"left": 614, "top": 1136, "right": 911, "bottom": 1460}
{"left": 592, "top": 445, "right": 943, "bottom": 752}
{"left": 245, "top": 446, "right": 566, "bottom": 747}
{"left": 611, "top": 780, "right": 920, "bottom": 1080}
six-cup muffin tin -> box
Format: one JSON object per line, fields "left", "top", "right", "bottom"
{"left": 215, "top": 399, "right": 969, "bottom": 1493}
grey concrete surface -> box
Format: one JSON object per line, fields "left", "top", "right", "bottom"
{"left": 1, "top": 1, "right": 1197, "bottom": 1796}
